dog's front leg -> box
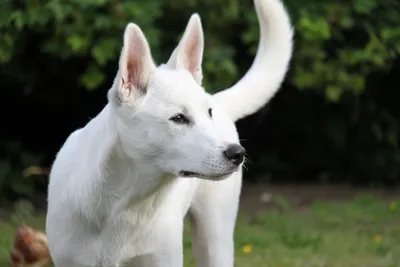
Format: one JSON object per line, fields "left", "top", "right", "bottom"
{"left": 189, "top": 214, "right": 235, "bottom": 267}
{"left": 125, "top": 223, "right": 184, "bottom": 267}
{"left": 189, "top": 176, "right": 241, "bottom": 267}
{"left": 131, "top": 249, "right": 183, "bottom": 267}
{"left": 127, "top": 244, "right": 183, "bottom": 267}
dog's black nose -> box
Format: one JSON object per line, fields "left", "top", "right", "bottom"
{"left": 223, "top": 144, "right": 246, "bottom": 165}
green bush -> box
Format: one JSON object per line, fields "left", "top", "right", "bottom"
{"left": 0, "top": 141, "right": 44, "bottom": 203}
{"left": 241, "top": 0, "right": 400, "bottom": 184}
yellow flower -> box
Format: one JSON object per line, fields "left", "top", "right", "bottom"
{"left": 389, "top": 201, "right": 396, "bottom": 211}
{"left": 374, "top": 234, "right": 382, "bottom": 244}
{"left": 242, "top": 244, "right": 252, "bottom": 254}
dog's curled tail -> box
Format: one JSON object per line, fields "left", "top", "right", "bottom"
{"left": 212, "top": 0, "right": 293, "bottom": 122}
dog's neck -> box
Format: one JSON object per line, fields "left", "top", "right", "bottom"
{"left": 84, "top": 104, "right": 177, "bottom": 218}
{"left": 105, "top": 143, "right": 176, "bottom": 213}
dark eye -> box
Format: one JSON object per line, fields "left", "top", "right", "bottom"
{"left": 208, "top": 108, "right": 213, "bottom": 118}
{"left": 170, "top": 114, "right": 189, "bottom": 124}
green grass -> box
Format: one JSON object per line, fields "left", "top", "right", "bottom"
{"left": 1, "top": 194, "right": 400, "bottom": 267}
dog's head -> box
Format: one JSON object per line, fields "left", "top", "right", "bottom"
{"left": 108, "top": 15, "right": 245, "bottom": 180}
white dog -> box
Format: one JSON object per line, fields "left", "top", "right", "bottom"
{"left": 45, "top": 0, "right": 293, "bottom": 266}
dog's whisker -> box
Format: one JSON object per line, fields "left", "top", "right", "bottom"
{"left": 244, "top": 157, "right": 253, "bottom": 165}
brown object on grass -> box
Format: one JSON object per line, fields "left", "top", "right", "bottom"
{"left": 9, "top": 225, "right": 52, "bottom": 267}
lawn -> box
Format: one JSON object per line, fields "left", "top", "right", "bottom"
{"left": 1, "top": 186, "right": 399, "bottom": 267}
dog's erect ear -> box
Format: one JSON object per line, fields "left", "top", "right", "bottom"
{"left": 118, "top": 23, "right": 156, "bottom": 103}
{"left": 167, "top": 14, "right": 204, "bottom": 85}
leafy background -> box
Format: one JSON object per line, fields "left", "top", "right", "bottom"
{"left": 0, "top": 0, "right": 400, "bottom": 202}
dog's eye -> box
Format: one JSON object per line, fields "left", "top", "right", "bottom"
{"left": 208, "top": 108, "right": 213, "bottom": 118}
{"left": 170, "top": 114, "right": 189, "bottom": 124}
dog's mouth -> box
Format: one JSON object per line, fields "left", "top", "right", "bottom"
{"left": 179, "top": 171, "right": 199, "bottom": 177}
{"left": 178, "top": 170, "right": 235, "bottom": 180}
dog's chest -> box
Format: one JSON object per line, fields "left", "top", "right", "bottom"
{"left": 98, "top": 209, "right": 180, "bottom": 263}
{"left": 100, "top": 181, "right": 195, "bottom": 259}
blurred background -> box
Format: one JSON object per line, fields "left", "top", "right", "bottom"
{"left": 1, "top": 0, "right": 400, "bottom": 266}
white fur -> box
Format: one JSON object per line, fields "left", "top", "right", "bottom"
{"left": 45, "top": 0, "right": 293, "bottom": 266}
{"left": 213, "top": 0, "right": 293, "bottom": 121}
